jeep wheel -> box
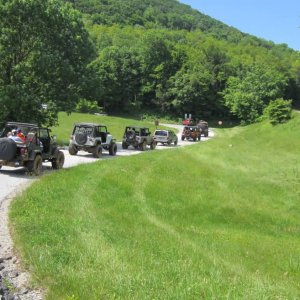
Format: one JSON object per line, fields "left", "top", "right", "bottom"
{"left": 167, "top": 140, "right": 171, "bottom": 146}
{"left": 198, "top": 135, "right": 201, "bottom": 141}
{"left": 122, "top": 142, "right": 128, "bottom": 149}
{"left": 181, "top": 136, "right": 185, "bottom": 141}
{"left": 150, "top": 141, "right": 156, "bottom": 150}
{"left": 174, "top": 139, "right": 178, "bottom": 146}
{"left": 204, "top": 132, "right": 208, "bottom": 137}
{"left": 109, "top": 142, "right": 117, "bottom": 156}
{"left": 126, "top": 130, "right": 136, "bottom": 141}
{"left": 140, "top": 140, "right": 147, "bottom": 151}
{"left": 93, "top": 145, "right": 102, "bottom": 158}
{"left": 0, "top": 138, "right": 17, "bottom": 161}
{"left": 193, "top": 137, "right": 196, "bottom": 141}
{"left": 68, "top": 145, "right": 78, "bottom": 155}
{"left": 26, "top": 155, "right": 43, "bottom": 176}
{"left": 75, "top": 132, "right": 87, "bottom": 145}
{"left": 52, "top": 151, "right": 65, "bottom": 169}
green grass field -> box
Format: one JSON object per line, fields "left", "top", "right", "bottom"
{"left": 51, "top": 112, "right": 175, "bottom": 145}
{"left": 10, "top": 114, "right": 300, "bottom": 299}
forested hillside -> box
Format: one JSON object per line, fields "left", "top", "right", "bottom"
{"left": 66, "top": 0, "right": 300, "bottom": 123}
{"left": 66, "top": 0, "right": 279, "bottom": 48}
{"left": 1, "top": 0, "right": 299, "bottom": 125}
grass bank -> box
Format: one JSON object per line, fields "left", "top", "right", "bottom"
{"left": 11, "top": 115, "right": 300, "bottom": 299}
{"left": 51, "top": 112, "right": 176, "bottom": 145}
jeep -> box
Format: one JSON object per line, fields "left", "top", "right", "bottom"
{"left": 197, "top": 120, "right": 209, "bottom": 137}
{"left": 0, "top": 122, "right": 64, "bottom": 175}
{"left": 153, "top": 129, "right": 178, "bottom": 146}
{"left": 181, "top": 126, "right": 201, "bottom": 141}
{"left": 122, "top": 126, "right": 156, "bottom": 151}
{"left": 182, "top": 118, "right": 195, "bottom": 126}
{"left": 68, "top": 123, "right": 117, "bottom": 158}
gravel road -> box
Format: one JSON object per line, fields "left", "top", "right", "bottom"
{"left": 0, "top": 125, "right": 213, "bottom": 299}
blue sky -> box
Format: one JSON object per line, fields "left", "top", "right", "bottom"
{"left": 180, "top": 0, "right": 300, "bottom": 51}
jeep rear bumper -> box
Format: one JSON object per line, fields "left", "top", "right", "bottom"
{"left": 0, "top": 160, "right": 23, "bottom": 168}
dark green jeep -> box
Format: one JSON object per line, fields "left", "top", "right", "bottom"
{"left": 0, "top": 122, "right": 64, "bottom": 175}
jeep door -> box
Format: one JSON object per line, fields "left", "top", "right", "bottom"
{"left": 39, "top": 128, "right": 51, "bottom": 155}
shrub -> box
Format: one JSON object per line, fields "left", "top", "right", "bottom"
{"left": 75, "top": 99, "right": 102, "bottom": 114}
{"left": 264, "top": 98, "right": 292, "bottom": 125}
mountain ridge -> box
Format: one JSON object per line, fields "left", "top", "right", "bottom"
{"left": 65, "top": 0, "right": 286, "bottom": 51}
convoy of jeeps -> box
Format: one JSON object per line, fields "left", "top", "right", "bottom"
{"left": 0, "top": 119, "right": 209, "bottom": 175}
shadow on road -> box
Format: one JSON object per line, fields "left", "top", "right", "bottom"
{"left": 0, "top": 167, "right": 37, "bottom": 179}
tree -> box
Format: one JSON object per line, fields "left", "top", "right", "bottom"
{"left": 223, "top": 65, "right": 288, "bottom": 124}
{"left": 91, "top": 46, "right": 142, "bottom": 112}
{"left": 0, "top": 0, "right": 95, "bottom": 126}
{"left": 264, "top": 98, "right": 292, "bottom": 125}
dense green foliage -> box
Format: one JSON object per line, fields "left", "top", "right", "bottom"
{"left": 0, "top": 0, "right": 95, "bottom": 126}
{"left": 223, "top": 65, "right": 287, "bottom": 124}
{"left": 66, "top": 0, "right": 282, "bottom": 48}
{"left": 264, "top": 98, "right": 293, "bottom": 125}
{"left": 1, "top": 0, "right": 300, "bottom": 125}
{"left": 11, "top": 114, "right": 300, "bottom": 299}
{"left": 75, "top": 99, "right": 102, "bottom": 114}
{"left": 83, "top": 23, "right": 300, "bottom": 122}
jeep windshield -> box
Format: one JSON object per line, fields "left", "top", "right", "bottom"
{"left": 186, "top": 127, "right": 197, "bottom": 131}
{"left": 73, "top": 126, "right": 93, "bottom": 136}
{"left": 154, "top": 130, "right": 168, "bottom": 136}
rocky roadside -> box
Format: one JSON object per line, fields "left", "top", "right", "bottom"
{"left": 0, "top": 185, "right": 43, "bottom": 300}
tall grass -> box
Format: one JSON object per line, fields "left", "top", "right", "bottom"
{"left": 10, "top": 115, "right": 300, "bottom": 299}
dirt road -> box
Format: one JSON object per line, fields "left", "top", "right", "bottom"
{"left": 0, "top": 126, "right": 213, "bottom": 299}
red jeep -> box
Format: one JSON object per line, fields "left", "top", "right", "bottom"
{"left": 182, "top": 118, "right": 195, "bottom": 126}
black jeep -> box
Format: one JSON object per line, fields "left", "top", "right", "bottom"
{"left": 197, "top": 120, "right": 209, "bottom": 137}
{"left": 0, "top": 122, "right": 64, "bottom": 175}
{"left": 122, "top": 126, "right": 156, "bottom": 151}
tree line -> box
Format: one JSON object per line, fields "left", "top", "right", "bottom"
{"left": 0, "top": 0, "right": 299, "bottom": 126}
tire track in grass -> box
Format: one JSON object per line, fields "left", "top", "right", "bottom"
{"left": 0, "top": 125, "right": 214, "bottom": 299}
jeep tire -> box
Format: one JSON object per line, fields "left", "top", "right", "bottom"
{"left": 26, "top": 155, "right": 43, "bottom": 176}
{"left": 140, "top": 140, "right": 147, "bottom": 151}
{"left": 68, "top": 145, "right": 78, "bottom": 155}
{"left": 109, "top": 142, "right": 117, "bottom": 156}
{"left": 75, "top": 132, "right": 87, "bottom": 145}
{"left": 0, "top": 138, "right": 17, "bottom": 161}
{"left": 122, "top": 141, "right": 128, "bottom": 149}
{"left": 52, "top": 151, "right": 65, "bottom": 169}
{"left": 126, "top": 130, "right": 135, "bottom": 141}
{"left": 150, "top": 141, "right": 156, "bottom": 150}
{"left": 93, "top": 145, "right": 102, "bottom": 158}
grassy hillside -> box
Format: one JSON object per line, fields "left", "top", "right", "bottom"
{"left": 10, "top": 114, "right": 300, "bottom": 299}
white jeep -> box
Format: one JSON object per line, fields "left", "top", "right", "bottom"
{"left": 68, "top": 123, "right": 117, "bottom": 158}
